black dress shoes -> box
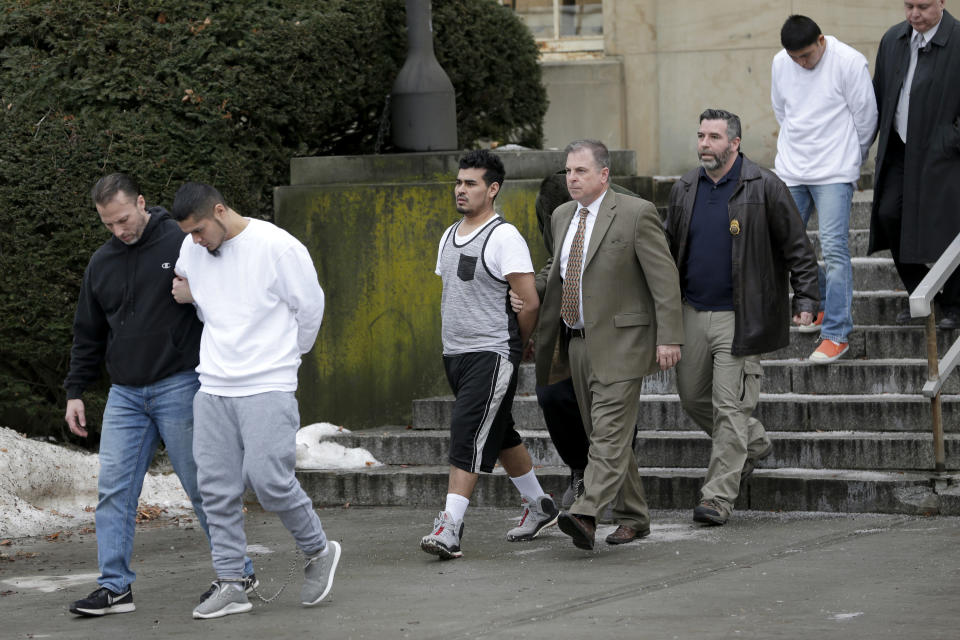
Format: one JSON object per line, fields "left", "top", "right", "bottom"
{"left": 939, "top": 310, "right": 960, "bottom": 330}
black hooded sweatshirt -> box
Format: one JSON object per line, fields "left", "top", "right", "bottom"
{"left": 63, "top": 206, "right": 203, "bottom": 399}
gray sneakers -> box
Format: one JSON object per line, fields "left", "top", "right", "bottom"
{"left": 199, "top": 573, "right": 259, "bottom": 603}
{"left": 192, "top": 580, "right": 252, "bottom": 619}
{"left": 301, "top": 540, "right": 342, "bottom": 606}
{"left": 420, "top": 511, "right": 464, "bottom": 559}
{"left": 506, "top": 494, "right": 559, "bottom": 541}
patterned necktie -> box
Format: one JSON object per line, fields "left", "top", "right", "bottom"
{"left": 561, "top": 207, "right": 590, "bottom": 326}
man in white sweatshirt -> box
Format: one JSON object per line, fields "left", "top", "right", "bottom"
{"left": 171, "top": 182, "right": 340, "bottom": 620}
{"left": 771, "top": 15, "right": 878, "bottom": 363}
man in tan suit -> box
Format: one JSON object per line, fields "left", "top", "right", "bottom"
{"left": 535, "top": 139, "right": 684, "bottom": 550}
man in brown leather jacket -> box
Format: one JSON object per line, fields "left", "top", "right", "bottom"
{"left": 665, "top": 108, "right": 819, "bottom": 526}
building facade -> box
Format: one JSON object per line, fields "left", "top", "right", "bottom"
{"left": 505, "top": 0, "right": 903, "bottom": 175}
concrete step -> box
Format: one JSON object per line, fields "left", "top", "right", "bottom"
{"left": 764, "top": 358, "right": 958, "bottom": 395}
{"left": 636, "top": 430, "right": 959, "bottom": 471}
{"left": 847, "top": 257, "right": 905, "bottom": 291}
{"left": 638, "top": 393, "right": 960, "bottom": 433}
{"left": 295, "top": 464, "right": 957, "bottom": 515}
{"left": 776, "top": 325, "right": 955, "bottom": 360}
{"left": 412, "top": 392, "right": 960, "bottom": 432}
{"left": 851, "top": 290, "right": 908, "bottom": 324}
{"left": 517, "top": 329, "right": 955, "bottom": 391}
{"left": 515, "top": 358, "right": 956, "bottom": 398}
{"left": 330, "top": 428, "right": 959, "bottom": 471}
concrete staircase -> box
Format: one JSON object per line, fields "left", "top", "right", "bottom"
{"left": 297, "top": 190, "right": 960, "bottom": 515}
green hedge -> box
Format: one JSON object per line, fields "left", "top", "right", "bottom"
{"left": 0, "top": 0, "right": 547, "bottom": 442}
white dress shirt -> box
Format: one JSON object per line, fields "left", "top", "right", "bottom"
{"left": 558, "top": 190, "right": 607, "bottom": 329}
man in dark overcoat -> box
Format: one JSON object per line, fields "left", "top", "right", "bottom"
{"left": 871, "top": 0, "right": 960, "bottom": 328}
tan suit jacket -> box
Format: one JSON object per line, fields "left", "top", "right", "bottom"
{"left": 535, "top": 189, "right": 683, "bottom": 386}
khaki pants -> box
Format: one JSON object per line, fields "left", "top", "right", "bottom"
{"left": 567, "top": 336, "right": 649, "bottom": 530}
{"left": 675, "top": 305, "right": 770, "bottom": 510}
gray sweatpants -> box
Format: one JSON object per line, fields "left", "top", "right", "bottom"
{"left": 193, "top": 391, "right": 327, "bottom": 579}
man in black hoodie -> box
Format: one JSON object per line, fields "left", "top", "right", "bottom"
{"left": 63, "top": 174, "right": 254, "bottom": 617}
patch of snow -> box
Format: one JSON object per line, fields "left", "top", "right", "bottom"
{"left": 1, "top": 420, "right": 382, "bottom": 540}
{"left": 245, "top": 544, "right": 274, "bottom": 555}
{"left": 1, "top": 572, "right": 99, "bottom": 593}
{"left": 830, "top": 612, "right": 864, "bottom": 621}
{"left": 295, "top": 422, "right": 383, "bottom": 470}
{"left": 511, "top": 547, "right": 550, "bottom": 555}
{"left": 643, "top": 523, "right": 717, "bottom": 543}
{"left": 0, "top": 427, "right": 192, "bottom": 540}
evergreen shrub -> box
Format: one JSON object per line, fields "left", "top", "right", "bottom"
{"left": 0, "top": 0, "right": 547, "bottom": 441}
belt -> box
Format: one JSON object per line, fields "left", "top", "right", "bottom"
{"left": 563, "top": 325, "right": 586, "bottom": 339}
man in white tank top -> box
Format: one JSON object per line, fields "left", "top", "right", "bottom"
{"left": 421, "top": 150, "right": 559, "bottom": 560}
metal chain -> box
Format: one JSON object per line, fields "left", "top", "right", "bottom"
{"left": 250, "top": 548, "right": 302, "bottom": 604}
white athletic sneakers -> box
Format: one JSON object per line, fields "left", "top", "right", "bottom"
{"left": 506, "top": 494, "right": 559, "bottom": 541}
{"left": 420, "top": 511, "right": 464, "bottom": 560}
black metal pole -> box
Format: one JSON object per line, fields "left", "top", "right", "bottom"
{"left": 391, "top": 0, "right": 457, "bottom": 151}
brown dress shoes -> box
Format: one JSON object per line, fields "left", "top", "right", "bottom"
{"left": 557, "top": 512, "right": 596, "bottom": 550}
{"left": 604, "top": 524, "right": 651, "bottom": 545}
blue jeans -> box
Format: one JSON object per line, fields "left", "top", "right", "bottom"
{"left": 788, "top": 183, "right": 855, "bottom": 343}
{"left": 95, "top": 370, "right": 253, "bottom": 592}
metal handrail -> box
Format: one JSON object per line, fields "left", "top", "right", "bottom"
{"left": 908, "top": 232, "right": 960, "bottom": 473}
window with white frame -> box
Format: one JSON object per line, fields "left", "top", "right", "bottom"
{"left": 502, "top": 0, "right": 604, "bottom": 52}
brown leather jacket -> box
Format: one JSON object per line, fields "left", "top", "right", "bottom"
{"left": 665, "top": 154, "right": 818, "bottom": 356}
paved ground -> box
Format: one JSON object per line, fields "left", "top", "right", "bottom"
{"left": 1, "top": 505, "right": 959, "bottom": 639}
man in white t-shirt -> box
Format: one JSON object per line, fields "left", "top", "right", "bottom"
{"left": 772, "top": 14, "right": 878, "bottom": 363}
{"left": 170, "top": 182, "right": 340, "bottom": 619}
{"left": 420, "top": 150, "right": 559, "bottom": 560}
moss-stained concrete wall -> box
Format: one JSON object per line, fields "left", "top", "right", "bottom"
{"left": 275, "top": 150, "right": 638, "bottom": 429}
{"left": 275, "top": 180, "right": 544, "bottom": 428}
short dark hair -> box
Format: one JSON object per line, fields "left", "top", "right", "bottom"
{"left": 780, "top": 15, "right": 821, "bottom": 51}
{"left": 90, "top": 173, "right": 140, "bottom": 207}
{"left": 171, "top": 181, "right": 227, "bottom": 222}
{"left": 458, "top": 149, "right": 506, "bottom": 194}
{"left": 699, "top": 108, "right": 742, "bottom": 142}
{"left": 564, "top": 139, "right": 610, "bottom": 170}
{"left": 535, "top": 171, "right": 572, "bottom": 254}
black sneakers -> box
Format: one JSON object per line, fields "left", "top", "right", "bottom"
{"left": 69, "top": 586, "right": 136, "bottom": 616}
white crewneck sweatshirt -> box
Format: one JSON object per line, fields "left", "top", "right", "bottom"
{"left": 771, "top": 35, "right": 878, "bottom": 186}
{"left": 176, "top": 218, "right": 324, "bottom": 396}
